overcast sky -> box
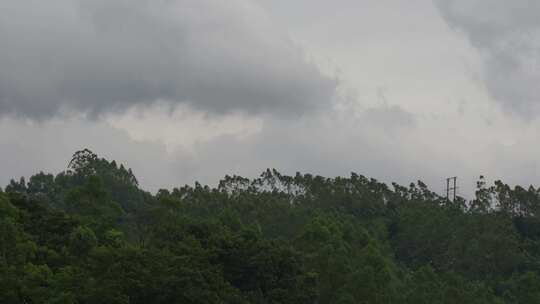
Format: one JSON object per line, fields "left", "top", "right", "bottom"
{"left": 2, "top": 0, "right": 540, "bottom": 197}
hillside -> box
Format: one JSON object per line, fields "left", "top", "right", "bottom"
{"left": 1, "top": 149, "right": 540, "bottom": 303}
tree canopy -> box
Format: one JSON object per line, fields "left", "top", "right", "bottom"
{"left": 2, "top": 149, "right": 540, "bottom": 303}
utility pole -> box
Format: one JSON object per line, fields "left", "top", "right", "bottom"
{"left": 446, "top": 176, "right": 457, "bottom": 201}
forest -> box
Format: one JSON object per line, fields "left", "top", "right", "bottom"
{"left": 1, "top": 149, "right": 540, "bottom": 303}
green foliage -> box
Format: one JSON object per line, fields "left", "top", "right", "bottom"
{"left": 68, "top": 226, "right": 97, "bottom": 257}
{"left": 3, "top": 150, "right": 540, "bottom": 303}
{"left": 64, "top": 175, "right": 124, "bottom": 234}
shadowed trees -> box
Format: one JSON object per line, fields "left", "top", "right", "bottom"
{"left": 2, "top": 150, "right": 540, "bottom": 303}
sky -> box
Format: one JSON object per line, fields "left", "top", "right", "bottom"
{"left": 1, "top": 0, "right": 540, "bottom": 198}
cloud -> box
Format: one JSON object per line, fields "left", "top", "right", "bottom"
{"left": 0, "top": 0, "right": 336, "bottom": 119}
{"left": 105, "top": 102, "right": 426, "bottom": 191}
{"left": 8, "top": 0, "right": 540, "bottom": 201}
{"left": 434, "top": 0, "right": 540, "bottom": 118}
{"left": 362, "top": 105, "right": 416, "bottom": 133}
{"left": 5, "top": 92, "right": 540, "bottom": 199}
{"left": 106, "top": 102, "right": 263, "bottom": 153}
{"left": 0, "top": 103, "right": 427, "bottom": 194}
{"left": 0, "top": 116, "right": 182, "bottom": 191}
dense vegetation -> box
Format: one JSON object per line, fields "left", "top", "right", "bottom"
{"left": 2, "top": 149, "right": 540, "bottom": 303}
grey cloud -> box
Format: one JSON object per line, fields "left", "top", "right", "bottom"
{"left": 155, "top": 109, "right": 435, "bottom": 193}
{"left": 0, "top": 106, "right": 435, "bottom": 195}
{"left": 0, "top": 0, "right": 336, "bottom": 119}
{"left": 2, "top": 103, "right": 526, "bottom": 199}
{"left": 0, "top": 117, "right": 185, "bottom": 191}
{"left": 362, "top": 105, "right": 416, "bottom": 133}
{"left": 434, "top": 0, "right": 540, "bottom": 118}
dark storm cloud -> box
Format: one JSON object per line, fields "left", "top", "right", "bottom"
{"left": 0, "top": 0, "right": 336, "bottom": 119}
{"left": 434, "top": 0, "right": 540, "bottom": 118}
